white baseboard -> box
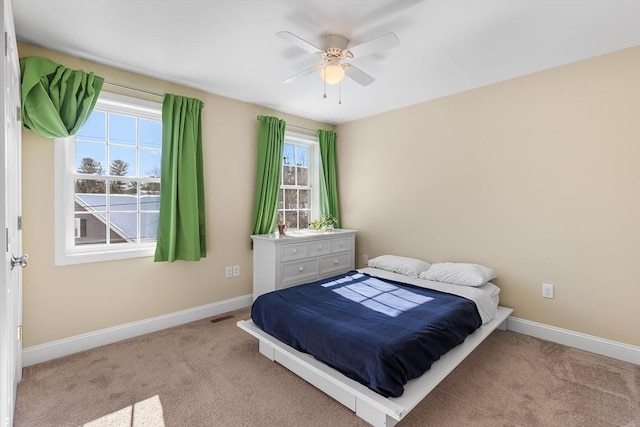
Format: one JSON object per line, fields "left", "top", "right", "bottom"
{"left": 507, "top": 316, "right": 640, "bottom": 365}
{"left": 22, "top": 294, "right": 253, "bottom": 367}
{"left": 22, "top": 302, "right": 638, "bottom": 368}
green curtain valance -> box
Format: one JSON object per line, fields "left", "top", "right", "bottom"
{"left": 317, "top": 129, "right": 341, "bottom": 227}
{"left": 154, "top": 93, "right": 206, "bottom": 262}
{"left": 20, "top": 55, "right": 104, "bottom": 138}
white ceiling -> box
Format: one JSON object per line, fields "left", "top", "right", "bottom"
{"left": 12, "top": 0, "right": 640, "bottom": 125}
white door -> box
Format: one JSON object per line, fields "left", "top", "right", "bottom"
{"left": 0, "top": 0, "right": 23, "bottom": 425}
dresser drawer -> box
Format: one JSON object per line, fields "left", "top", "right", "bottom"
{"left": 281, "top": 259, "right": 320, "bottom": 288}
{"left": 307, "top": 239, "right": 331, "bottom": 257}
{"left": 331, "top": 236, "right": 353, "bottom": 253}
{"left": 320, "top": 252, "right": 352, "bottom": 276}
{"left": 280, "top": 242, "right": 308, "bottom": 262}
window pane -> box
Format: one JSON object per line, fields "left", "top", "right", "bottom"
{"left": 277, "top": 210, "right": 283, "bottom": 225}
{"left": 74, "top": 180, "right": 106, "bottom": 211}
{"left": 108, "top": 113, "right": 136, "bottom": 146}
{"left": 297, "top": 166, "right": 308, "bottom": 186}
{"left": 295, "top": 145, "right": 308, "bottom": 167}
{"left": 140, "top": 194, "right": 160, "bottom": 212}
{"left": 110, "top": 212, "right": 137, "bottom": 243}
{"left": 285, "top": 211, "right": 297, "bottom": 229}
{"left": 110, "top": 180, "right": 137, "bottom": 196}
{"left": 278, "top": 189, "right": 283, "bottom": 209}
{"left": 283, "top": 165, "right": 295, "bottom": 185}
{"left": 76, "top": 143, "right": 105, "bottom": 174}
{"left": 299, "top": 189, "right": 309, "bottom": 209}
{"left": 283, "top": 144, "right": 294, "bottom": 167}
{"left": 140, "top": 181, "right": 160, "bottom": 196}
{"left": 139, "top": 149, "right": 161, "bottom": 177}
{"left": 299, "top": 210, "right": 309, "bottom": 229}
{"left": 138, "top": 119, "right": 161, "bottom": 149}
{"left": 140, "top": 212, "right": 159, "bottom": 242}
{"left": 74, "top": 212, "right": 106, "bottom": 245}
{"left": 76, "top": 111, "right": 105, "bottom": 143}
{"left": 284, "top": 189, "right": 297, "bottom": 209}
{"left": 141, "top": 182, "right": 160, "bottom": 195}
{"left": 108, "top": 147, "right": 136, "bottom": 176}
{"left": 109, "top": 193, "right": 137, "bottom": 211}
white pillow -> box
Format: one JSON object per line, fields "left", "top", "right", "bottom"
{"left": 367, "top": 255, "right": 431, "bottom": 278}
{"left": 418, "top": 262, "right": 495, "bottom": 287}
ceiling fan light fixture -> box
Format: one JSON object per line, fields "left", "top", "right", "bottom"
{"left": 320, "top": 58, "right": 345, "bottom": 84}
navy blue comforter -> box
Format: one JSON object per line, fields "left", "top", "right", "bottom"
{"left": 251, "top": 271, "right": 482, "bottom": 397}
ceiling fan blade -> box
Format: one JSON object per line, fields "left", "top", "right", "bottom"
{"left": 277, "top": 31, "right": 322, "bottom": 55}
{"left": 283, "top": 64, "right": 324, "bottom": 84}
{"left": 347, "top": 33, "right": 399, "bottom": 58}
{"left": 345, "top": 65, "right": 375, "bottom": 86}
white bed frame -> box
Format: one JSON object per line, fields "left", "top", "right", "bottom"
{"left": 237, "top": 305, "right": 513, "bottom": 427}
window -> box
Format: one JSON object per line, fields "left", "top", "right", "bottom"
{"left": 55, "top": 92, "right": 162, "bottom": 265}
{"left": 278, "top": 132, "right": 320, "bottom": 230}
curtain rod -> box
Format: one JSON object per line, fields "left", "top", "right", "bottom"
{"left": 256, "top": 115, "right": 317, "bottom": 134}
{"left": 104, "top": 81, "right": 163, "bottom": 98}
{"left": 103, "top": 81, "right": 206, "bottom": 107}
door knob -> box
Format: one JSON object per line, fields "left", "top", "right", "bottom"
{"left": 10, "top": 254, "right": 28, "bottom": 270}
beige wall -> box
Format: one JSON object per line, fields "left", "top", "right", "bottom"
{"left": 19, "top": 43, "right": 333, "bottom": 347}
{"left": 20, "top": 42, "right": 640, "bottom": 348}
{"left": 336, "top": 47, "right": 640, "bottom": 346}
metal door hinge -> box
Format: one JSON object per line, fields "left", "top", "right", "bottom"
{"left": 17, "top": 216, "right": 22, "bottom": 231}
{"left": 17, "top": 325, "right": 22, "bottom": 341}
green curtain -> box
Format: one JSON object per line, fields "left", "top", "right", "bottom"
{"left": 20, "top": 56, "right": 104, "bottom": 138}
{"left": 317, "top": 129, "right": 341, "bottom": 228}
{"left": 154, "top": 94, "right": 206, "bottom": 262}
{"left": 251, "top": 116, "right": 286, "bottom": 237}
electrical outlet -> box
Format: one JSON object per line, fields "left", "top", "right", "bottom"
{"left": 362, "top": 254, "right": 368, "bottom": 265}
{"left": 225, "top": 266, "right": 232, "bottom": 278}
{"left": 232, "top": 265, "right": 240, "bottom": 277}
{"left": 542, "top": 283, "right": 554, "bottom": 299}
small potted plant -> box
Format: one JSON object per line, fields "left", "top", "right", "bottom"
{"left": 308, "top": 215, "right": 338, "bottom": 232}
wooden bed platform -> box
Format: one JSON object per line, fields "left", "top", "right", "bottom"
{"left": 237, "top": 305, "right": 513, "bottom": 426}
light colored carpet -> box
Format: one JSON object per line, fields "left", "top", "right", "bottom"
{"left": 14, "top": 308, "right": 640, "bottom": 426}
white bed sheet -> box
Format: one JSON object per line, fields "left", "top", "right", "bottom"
{"left": 359, "top": 267, "right": 500, "bottom": 325}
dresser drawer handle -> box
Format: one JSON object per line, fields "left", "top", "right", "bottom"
{"left": 299, "top": 267, "right": 304, "bottom": 272}
{"left": 292, "top": 249, "right": 298, "bottom": 254}
{"left": 340, "top": 242, "right": 344, "bottom": 247}
{"left": 318, "top": 246, "right": 323, "bottom": 250}
{"left": 334, "top": 260, "right": 339, "bottom": 264}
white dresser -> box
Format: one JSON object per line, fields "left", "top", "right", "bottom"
{"left": 250, "top": 229, "right": 357, "bottom": 301}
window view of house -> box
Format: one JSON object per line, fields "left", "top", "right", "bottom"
{"left": 73, "top": 108, "right": 162, "bottom": 247}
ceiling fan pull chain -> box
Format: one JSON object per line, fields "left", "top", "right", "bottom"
{"left": 323, "top": 64, "right": 327, "bottom": 99}
{"left": 338, "top": 81, "right": 342, "bottom": 105}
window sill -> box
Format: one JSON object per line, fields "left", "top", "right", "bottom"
{"left": 55, "top": 246, "right": 156, "bottom": 266}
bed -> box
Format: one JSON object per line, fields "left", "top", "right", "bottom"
{"left": 238, "top": 265, "right": 512, "bottom": 426}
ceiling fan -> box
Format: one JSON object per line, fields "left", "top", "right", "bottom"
{"left": 277, "top": 31, "right": 400, "bottom": 87}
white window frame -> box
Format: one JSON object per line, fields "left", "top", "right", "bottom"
{"left": 54, "top": 92, "right": 162, "bottom": 265}
{"left": 279, "top": 131, "right": 320, "bottom": 230}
